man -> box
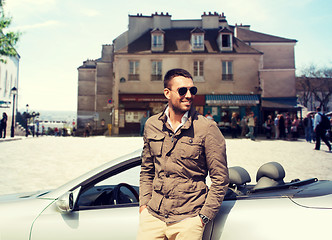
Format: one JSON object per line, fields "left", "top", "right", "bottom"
{"left": 274, "top": 114, "right": 279, "bottom": 139}
{"left": 313, "top": 107, "right": 331, "bottom": 151}
{"left": 205, "top": 110, "right": 213, "bottom": 120}
{"left": 137, "top": 68, "right": 229, "bottom": 240}
{"left": 140, "top": 112, "right": 149, "bottom": 136}
{"left": 246, "top": 112, "right": 255, "bottom": 141}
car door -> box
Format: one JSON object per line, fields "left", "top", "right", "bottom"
{"left": 30, "top": 163, "right": 141, "bottom": 240}
{"left": 31, "top": 204, "right": 139, "bottom": 240}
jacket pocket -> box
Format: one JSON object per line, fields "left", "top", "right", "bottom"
{"left": 148, "top": 179, "right": 163, "bottom": 212}
{"left": 171, "top": 182, "right": 207, "bottom": 215}
{"left": 148, "top": 134, "right": 165, "bottom": 156}
{"left": 179, "top": 138, "right": 202, "bottom": 160}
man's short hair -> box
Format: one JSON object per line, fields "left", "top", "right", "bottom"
{"left": 316, "top": 107, "right": 321, "bottom": 112}
{"left": 164, "top": 68, "right": 193, "bottom": 89}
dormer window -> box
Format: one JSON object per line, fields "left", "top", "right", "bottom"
{"left": 191, "top": 28, "right": 205, "bottom": 52}
{"left": 151, "top": 28, "right": 165, "bottom": 52}
{"left": 218, "top": 27, "right": 233, "bottom": 52}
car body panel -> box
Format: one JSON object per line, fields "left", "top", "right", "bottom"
{"left": 211, "top": 197, "right": 332, "bottom": 240}
{"left": 31, "top": 203, "right": 139, "bottom": 240}
{"left": 0, "top": 197, "right": 54, "bottom": 240}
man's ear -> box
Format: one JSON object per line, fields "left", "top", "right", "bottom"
{"left": 164, "top": 88, "right": 171, "bottom": 100}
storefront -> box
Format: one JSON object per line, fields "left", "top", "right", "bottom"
{"left": 261, "top": 97, "right": 300, "bottom": 120}
{"left": 205, "top": 94, "right": 261, "bottom": 133}
{"left": 118, "top": 94, "right": 205, "bottom": 134}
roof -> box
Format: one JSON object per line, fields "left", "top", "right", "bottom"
{"left": 117, "top": 28, "right": 262, "bottom": 54}
{"left": 236, "top": 27, "right": 297, "bottom": 43}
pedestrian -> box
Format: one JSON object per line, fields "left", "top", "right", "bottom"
{"left": 205, "top": 110, "right": 214, "bottom": 120}
{"left": 313, "top": 107, "right": 331, "bottom": 151}
{"left": 137, "top": 68, "right": 229, "bottom": 240}
{"left": 140, "top": 112, "right": 148, "bottom": 136}
{"left": 84, "top": 123, "right": 92, "bottom": 137}
{"left": 246, "top": 112, "right": 255, "bottom": 141}
{"left": 291, "top": 115, "right": 300, "bottom": 140}
{"left": 231, "top": 112, "right": 238, "bottom": 138}
{"left": 285, "top": 113, "right": 292, "bottom": 140}
{"left": 279, "top": 114, "right": 286, "bottom": 139}
{"left": 264, "top": 115, "right": 273, "bottom": 139}
{"left": 274, "top": 114, "right": 279, "bottom": 139}
{"left": 0, "top": 112, "right": 8, "bottom": 138}
{"left": 240, "top": 116, "right": 248, "bottom": 137}
{"left": 304, "top": 113, "right": 313, "bottom": 142}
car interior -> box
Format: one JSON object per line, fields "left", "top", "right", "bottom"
{"left": 227, "top": 161, "right": 318, "bottom": 199}
{"left": 74, "top": 160, "right": 318, "bottom": 210}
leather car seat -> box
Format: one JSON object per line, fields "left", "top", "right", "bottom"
{"left": 253, "top": 162, "right": 285, "bottom": 190}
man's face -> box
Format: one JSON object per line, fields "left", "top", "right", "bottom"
{"left": 164, "top": 76, "right": 196, "bottom": 114}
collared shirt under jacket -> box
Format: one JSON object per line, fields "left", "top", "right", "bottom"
{"left": 139, "top": 107, "right": 229, "bottom": 223}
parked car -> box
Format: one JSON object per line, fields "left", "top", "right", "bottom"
{"left": 0, "top": 149, "right": 331, "bottom": 240}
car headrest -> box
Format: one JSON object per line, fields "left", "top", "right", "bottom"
{"left": 256, "top": 162, "right": 285, "bottom": 182}
{"left": 229, "top": 166, "right": 251, "bottom": 186}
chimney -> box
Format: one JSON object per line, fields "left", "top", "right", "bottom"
{"left": 202, "top": 11, "right": 219, "bottom": 29}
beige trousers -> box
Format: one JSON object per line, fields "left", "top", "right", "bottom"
{"left": 136, "top": 208, "right": 205, "bottom": 240}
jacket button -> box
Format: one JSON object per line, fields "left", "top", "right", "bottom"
{"left": 165, "top": 173, "right": 170, "bottom": 178}
{"left": 165, "top": 195, "right": 169, "bottom": 199}
{"left": 189, "top": 139, "right": 193, "bottom": 143}
{"left": 165, "top": 214, "right": 169, "bottom": 218}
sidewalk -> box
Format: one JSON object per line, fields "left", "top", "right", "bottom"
{"left": 0, "top": 136, "right": 330, "bottom": 195}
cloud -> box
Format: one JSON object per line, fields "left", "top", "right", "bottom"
{"left": 80, "top": 8, "right": 101, "bottom": 17}
{"left": 6, "top": 0, "right": 56, "bottom": 9}
{"left": 9, "top": 20, "right": 61, "bottom": 31}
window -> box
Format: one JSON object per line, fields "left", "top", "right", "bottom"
{"left": 128, "top": 61, "right": 139, "bottom": 81}
{"left": 222, "top": 35, "right": 231, "bottom": 48}
{"left": 151, "top": 61, "right": 162, "bottom": 81}
{"left": 152, "top": 35, "right": 163, "bottom": 48}
{"left": 222, "top": 61, "right": 233, "bottom": 81}
{"left": 194, "top": 61, "right": 204, "bottom": 77}
{"left": 192, "top": 35, "right": 204, "bottom": 50}
{"left": 218, "top": 30, "right": 233, "bottom": 52}
{"left": 151, "top": 28, "right": 165, "bottom": 52}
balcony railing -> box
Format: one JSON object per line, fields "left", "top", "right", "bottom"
{"left": 151, "top": 74, "right": 162, "bottom": 81}
{"left": 128, "top": 74, "right": 140, "bottom": 81}
{"left": 222, "top": 74, "right": 233, "bottom": 81}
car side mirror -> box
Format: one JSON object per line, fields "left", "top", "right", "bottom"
{"left": 56, "top": 191, "right": 74, "bottom": 212}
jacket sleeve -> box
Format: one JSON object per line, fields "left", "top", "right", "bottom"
{"left": 200, "top": 122, "right": 229, "bottom": 220}
{"left": 139, "top": 124, "right": 155, "bottom": 206}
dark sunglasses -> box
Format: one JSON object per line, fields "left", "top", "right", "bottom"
{"left": 169, "top": 86, "right": 198, "bottom": 96}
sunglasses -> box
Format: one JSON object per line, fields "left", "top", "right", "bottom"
{"left": 169, "top": 86, "right": 198, "bottom": 96}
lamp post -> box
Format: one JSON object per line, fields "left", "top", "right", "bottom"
{"left": 10, "top": 87, "right": 18, "bottom": 138}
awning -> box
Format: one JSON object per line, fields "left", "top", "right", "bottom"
{"left": 0, "top": 100, "right": 11, "bottom": 108}
{"left": 206, "top": 95, "right": 260, "bottom": 106}
{"left": 261, "top": 97, "right": 300, "bottom": 110}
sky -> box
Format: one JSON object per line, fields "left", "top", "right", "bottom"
{"left": 4, "top": 0, "right": 332, "bottom": 112}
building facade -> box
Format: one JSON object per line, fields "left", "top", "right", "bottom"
{"left": 77, "top": 12, "right": 297, "bottom": 135}
{"left": 0, "top": 54, "right": 20, "bottom": 137}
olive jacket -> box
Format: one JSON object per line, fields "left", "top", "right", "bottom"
{"left": 139, "top": 107, "right": 229, "bottom": 223}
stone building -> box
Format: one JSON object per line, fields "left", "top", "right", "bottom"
{"left": 0, "top": 54, "right": 20, "bottom": 137}
{"left": 77, "top": 12, "right": 297, "bottom": 135}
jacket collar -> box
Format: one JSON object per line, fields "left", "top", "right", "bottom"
{"left": 159, "top": 105, "right": 197, "bottom": 131}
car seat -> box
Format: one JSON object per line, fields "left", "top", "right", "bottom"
{"left": 253, "top": 162, "right": 285, "bottom": 190}
{"left": 228, "top": 166, "right": 251, "bottom": 195}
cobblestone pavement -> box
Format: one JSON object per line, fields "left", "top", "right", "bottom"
{"left": 0, "top": 136, "right": 331, "bottom": 195}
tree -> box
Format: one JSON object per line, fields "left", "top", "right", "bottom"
{"left": 297, "top": 65, "right": 332, "bottom": 111}
{"left": 0, "top": 0, "right": 20, "bottom": 63}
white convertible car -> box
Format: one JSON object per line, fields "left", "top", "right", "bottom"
{"left": 0, "top": 149, "right": 331, "bottom": 240}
